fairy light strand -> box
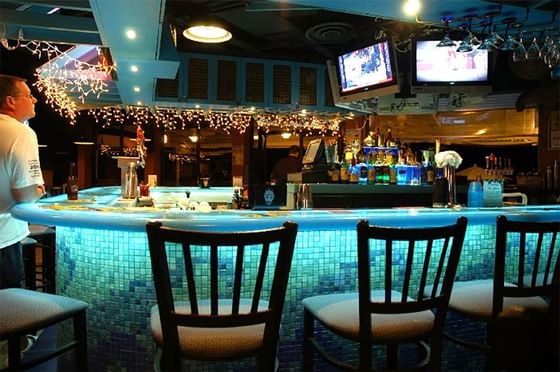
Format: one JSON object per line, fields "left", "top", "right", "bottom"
{"left": 11, "top": 39, "right": 116, "bottom": 125}
{"left": 85, "top": 106, "right": 340, "bottom": 138}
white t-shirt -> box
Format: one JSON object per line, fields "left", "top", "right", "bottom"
{"left": 0, "top": 113, "right": 44, "bottom": 248}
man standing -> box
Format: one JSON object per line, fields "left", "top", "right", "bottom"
{"left": 271, "top": 145, "right": 301, "bottom": 184}
{"left": 0, "top": 74, "right": 45, "bottom": 289}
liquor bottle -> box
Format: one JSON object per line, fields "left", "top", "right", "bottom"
{"left": 426, "top": 160, "right": 434, "bottom": 184}
{"left": 357, "top": 151, "right": 368, "bottom": 185}
{"left": 67, "top": 162, "right": 78, "bottom": 200}
{"left": 241, "top": 186, "right": 250, "bottom": 209}
{"left": 389, "top": 165, "right": 397, "bottom": 184}
{"left": 385, "top": 127, "right": 396, "bottom": 148}
{"left": 340, "top": 157, "right": 350, "bottom": 183}
{"left": 377, "top": 130, "right": 385, "bottom": 148}
{"left": 231, "top": 188, "right": 240, "bottom": 209}
{"left": 349, "top": 156, "right": 359, "bottom": 184}
{"left": 554, "top": 160, "right": 559, "bottom": 191}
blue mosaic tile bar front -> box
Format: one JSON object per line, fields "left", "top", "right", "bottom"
{"left": 54, "top": 222, "right": 523, "bottom": 371}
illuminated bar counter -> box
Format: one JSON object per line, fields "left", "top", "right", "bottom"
{"left": 11, "top": 187, "right": 560, "bottom": 371}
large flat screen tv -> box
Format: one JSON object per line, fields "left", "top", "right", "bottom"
{"left": 327, "top": 38, "right": 399, "bottom": 106}
{"left": 411, "top": 39, "right": 492, "bottom": 94}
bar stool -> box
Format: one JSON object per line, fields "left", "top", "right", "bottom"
{"left": 146, "top": 221, "right": 298, "bottom": 371}
{"left": 445, "top": 215, "right": 560, "bottom": 369}
{"left": 22, "top": 225, "right": 56, "bottom": 293}
{"left": 0, "top": 288, "right": 88, "bottom": 370}
{"left": 302, "top": 217, "right": 467, "bottom": 370}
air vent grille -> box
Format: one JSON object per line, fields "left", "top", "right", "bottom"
{"left": 299, "top": 67, "right": 317, "bottom": 106}
{"left": 188, "top": 58, "right": 208, "bottom": 100}
{"left": 246, "top": 63, "right": 264, "bottom": 103}
{"left": 217, "top": 60, "right": 237, "bottom": 101}
{"left": 273, "top": 65, "right": 291, "bottom": 104}
{"left": 156, "top": 76, "right": 179, "bottom": 98}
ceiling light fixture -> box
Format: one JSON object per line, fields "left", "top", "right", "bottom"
{"left": 183, "top": 24, "right": 232, "bottom": 43}
{"left": 402, "top": 0, "right": 421, "bottom": 17}
{"left": 189, "top": 135, "right": 199, "bottom": 143}
{"left": 130, "top": 65, "right": 139, "bottom": 72}
{"left": 281, "top": 132, "right": 292, "bottom": 139}
{"left": 126, "top": 29, "right": 137, "bottom": 40}
{"left": 133, "top": 86, "right": 140, "bottom": 92}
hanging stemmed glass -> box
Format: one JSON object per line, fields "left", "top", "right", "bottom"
{"left": 478, "top": 11, "right": 502, "bottom": 50}
{"left": 499, "top": 17, "right": 518, "bottom": 51}
{"left": 512, "top": 31, "right": 527, "bottom": 62}
{"left": 541, "top": 36, "right": 554, "bottom": 66}
{"left": 526, "top": 37, "right": 541, "bottom": 62}
{"left": 456, "top": 14, "right": 480, "bottom": 53}
{"left": 437, "top": 15, "right": 456, "bottom": 47}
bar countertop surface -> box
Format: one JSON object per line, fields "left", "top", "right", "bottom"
{"left": 11, "top": 186, "right": 560, "bottom": 232}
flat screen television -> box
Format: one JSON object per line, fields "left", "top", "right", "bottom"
{"left": 327, "top": 38, "right": 400, "bottom": 106}
{"left": 411, "top": 39, "right": 492, "bottom": 95}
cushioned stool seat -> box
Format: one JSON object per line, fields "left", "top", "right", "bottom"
{"left": 0, "top": 288, "right": 88, "bottom": 370}
{"left": 150, "top": 300, "right": 267, "bottom": 359}
{"left": 448, "top": 279, "right": 549, "bottom": 321}
{"left": 302, "top": 292, "right": 435, "bottom": 343}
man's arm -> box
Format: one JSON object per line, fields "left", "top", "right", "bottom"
{"left": 12, "top": 184, "right": 45, "bottom": 202}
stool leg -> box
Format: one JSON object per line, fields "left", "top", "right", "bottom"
{"left": 23, "top": 245, "right": 37, "bottom": 290}
{"left": 42, "top": 238, "right": 56, "bottom": 293}
{"left": 303, "top": 309, "right": 314, "bottom": 370}
{"left": 74, "top": 310, "right": 88, "bottom": 370}
{"left": 387, "top": 344, "right": 398, "bottom": 369}
{"left": 7, "top": 336, "right": 22, "bottom": 369}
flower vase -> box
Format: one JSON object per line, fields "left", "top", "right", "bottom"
{"left": 444, "top": 165, "right": 457, "bottom": 207}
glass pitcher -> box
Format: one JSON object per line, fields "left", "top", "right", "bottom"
{"left": 483, "top": 179, "right": 503, "bottom": 207}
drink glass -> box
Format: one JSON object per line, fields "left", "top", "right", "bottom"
{"left": 432, "top": 177, "right": 448, "bottom": 208}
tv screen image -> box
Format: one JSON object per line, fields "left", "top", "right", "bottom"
{"left": 337, "top": 40, "right": 395, "bottom": 93}
{"left": 415, "top": 40, "right": 489, "bottom": 84}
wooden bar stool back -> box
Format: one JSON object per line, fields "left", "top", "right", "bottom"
{"left": 302, "top": 217, "right": 467, "bottom": 370}
{"left": 146, "top": 221, "right": 298, "bottom": 371}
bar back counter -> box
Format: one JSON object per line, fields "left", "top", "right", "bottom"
{"left": 11, "top": 186, "right": 559, "bottom": 371}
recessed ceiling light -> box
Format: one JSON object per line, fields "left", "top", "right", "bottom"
{"left": 130, "top": 65, "right": 139, "bottom": 72}
{"left": 183, "top": 25, "right": 232, "bottom": 43}
{"left": 126, "top": 29, "right": 137, "bottom": 40}
{"left": 136, "top": 101, "right": 142, "bottom": 105}
{"left": 133, "top": 86, "right": 140, "bottom": 92}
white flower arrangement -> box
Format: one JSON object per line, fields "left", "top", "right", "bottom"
{"left": 435, "top": 150, "right": 463, "bottom": 169}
